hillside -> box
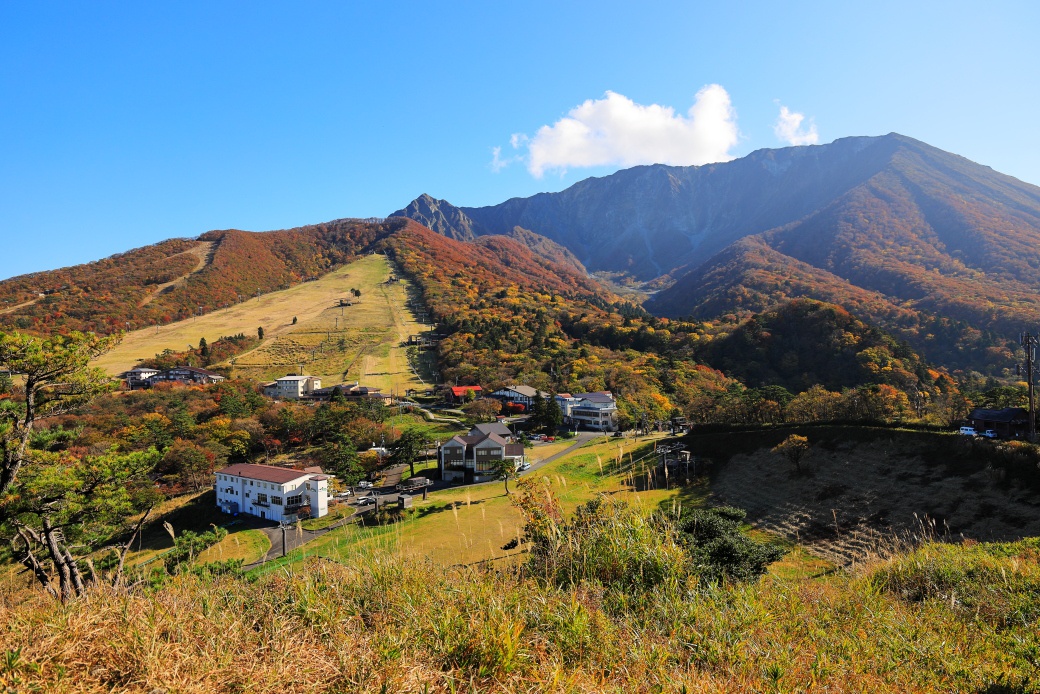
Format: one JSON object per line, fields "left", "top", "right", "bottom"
{"left": 92, "top": 254, "right": 429, "bottom": 394}
{"left": 0, "top": 218, "right": 401, "bottom": 334}
{"left": 394, "top": 134, "right": 1040, "bottom": 374}
{"left": 696, "top": 426, "right": 1040, "bottom": 566}
{"left": 696, "top": 299, "right": 939, "bottom": 393}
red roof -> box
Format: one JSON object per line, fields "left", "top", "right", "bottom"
{"left": 216, "top": 463, "right": 312, "bottom": 484}
{"left": 450, "top": 385, "right": 482, "bottom": 397}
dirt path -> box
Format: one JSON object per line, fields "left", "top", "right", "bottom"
{"left": 138, "top": 241, "right": 215, "bottom": 307}
{"left": 0, "top": 297, "right": 40, "bottom": 315}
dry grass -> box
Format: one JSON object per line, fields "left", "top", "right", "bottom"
{"left": 94, "top": 254, "right": 428, "bottom": 396}
{"left": 710, "top": 431, "right": 1040, "bottom": 568}
{"left": 1, "top": 544, "right": 1038, "bottom": 693}
{"left": 195, "top": 528, "right": 270, "bottom": 564}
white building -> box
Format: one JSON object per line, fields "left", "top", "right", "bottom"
{"left": 122, "top": 367, "right": 160, "bottom": 390}
{"left": 568, "top": 392, "right": 618, "bottom": 431}
{"left": 262, "top": 375, "right": 322, "bottom": 400}
{"left": 214, "top": 463, "right": 328, "bottom": 522}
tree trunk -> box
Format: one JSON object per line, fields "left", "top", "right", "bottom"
{"left": 13, "top": 527, "right": 58, "bottom": 599}
{"left": 41, "top": 516, "right": 73, "bottom": 601}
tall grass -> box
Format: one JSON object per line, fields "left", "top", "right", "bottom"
{"left": 2, "top": 546, "right": 1038, "bottom": 692}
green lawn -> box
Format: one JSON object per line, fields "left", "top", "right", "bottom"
{"left": 196, "top": 528, "right": 271, "bottom": 564}
{"left": 248, "top": 435, "right": 714, "bottom": 577}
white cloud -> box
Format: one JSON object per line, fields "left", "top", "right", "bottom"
{"left": 773, "top": 105, "right": 819, "bottom": 146}
{"left": 495, "top": 85, "right": 740, "bottom": 178}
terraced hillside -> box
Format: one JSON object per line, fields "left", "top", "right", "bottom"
{"left": 704, "top": 427, "right": 1040, "bottom": 567}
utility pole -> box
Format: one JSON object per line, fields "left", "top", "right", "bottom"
{"left": 1021, "top": 332, "right": 1038, "bottom": 442}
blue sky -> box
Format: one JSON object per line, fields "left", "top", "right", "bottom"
{"left": 1, "top": 1, "right": 1037, "bottom": 279}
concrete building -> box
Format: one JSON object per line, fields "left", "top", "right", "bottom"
{"left": 262, "top": 375, "right": 322, "bottom": 400}
{"left": 214, "top": 463, "right": 328, "bottom": 522}
{"left": 568, "top": 392, "right": 619, "bottom": 431}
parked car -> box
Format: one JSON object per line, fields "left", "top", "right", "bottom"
{"left": 958, "top": 426, "right": 977, "bottom": 436}
{"left": 981, "top": 429, "right": 999, "bottom": 439}
{"left": 519, "top": 461, "right": 531, "bottom": 471}
{"left": 545, "top": 436, "right": 556, "bottom": 442}
{"left": 355, "top": 496, "right": 375, "bottom": 506}
{"left": 527, "top": 435, "right": 541, "bottom": 441}
{"left": 357, "top": 480, "right": 374, "bottom": 489}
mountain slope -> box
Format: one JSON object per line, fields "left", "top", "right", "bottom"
{"left": 392, "top": 135, "right": 913, "bottom": 280}
{"left": 393, "top": 134, "right": 1040, "bottom": 373}
{"left": 0, "top": 219, "right": 401, "bottom": 334}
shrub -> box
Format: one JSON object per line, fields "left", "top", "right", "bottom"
{"left": 675, "top": 506, "right": 788, "bottom": 584}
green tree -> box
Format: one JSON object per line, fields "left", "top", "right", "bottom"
{"left": 542, "top": 393, "right": 563, "bottom": 432}
{"left": 320, "top": 434, "right": 363, "bottom": 485}
{"left": 0, "top": 331, "right": 117, "bottom": 496}
{"left": 257, "top": 326, "right": 265, "bottom": 341}
{"left": 389, "top": 428, "right": 430, "bottom": 479}
{"left": 490, "top": 456, "right": 519, "bottom": 495}
{"left": 4, "top": 447, "right": 162, "bottom": 600}
{"left": 198, "top": 337, "right": 209, "bottom": 359}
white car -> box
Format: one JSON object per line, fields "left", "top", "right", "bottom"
{"left": 958, "top": 426, "right": 977, "bottom": 436}
{"left": 357, "top": 480, "right": 374, "bottom": 489}
{"left": 981, "top": 429, "right": 999, "bottom": 439}
{"left": 355, "top": 497, "right": 375, "bottom": 506}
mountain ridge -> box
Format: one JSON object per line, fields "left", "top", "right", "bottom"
{"left": 392, "top": 133, "right": 1040, "bottom": 373}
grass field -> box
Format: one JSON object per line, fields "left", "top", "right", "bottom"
{"left": 249, "top": 434, "right": 715, "bottom": 576}
{"left": 93, "top": 254, "right": 433, "bottom": 396}
{"left": 196, "top": 529, "right": 270, "bottom": 565}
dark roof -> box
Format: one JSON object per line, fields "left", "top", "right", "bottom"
{"left": 216, "top": 463, "right": 312, "bottom": 484}
{"left": 471, "top": 422, "right": 512, "bottom": 438}
{"left": 573, "top": 391, "right": 615, "bottom": 403}
{"left": 163, "top": 366, "right": 224, "bottom": 377}
{"left": 444, "top": 432, "right": 509, "bottom": 452}
{"left": 968, "top": 408, "right": 1029, "bottom": 423}
{"left": 504, "top": 444, "right": 525, "bottom": 457}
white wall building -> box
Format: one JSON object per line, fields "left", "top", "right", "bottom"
{"left": 568, "top": 392, "right": 619, "bottom": 431}
{"left": 122, "top": 367, "right": 160, "bottom": 390}
{"left": 262, "top": 375, "right": 322, "bottom": 400}
{"left": 214, "top": 463, "right": 328, "bottom": 522}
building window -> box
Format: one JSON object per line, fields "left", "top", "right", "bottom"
{"left": 256, "top": 493, "right": 268, "bottom": 504}
{"left": 272, "top": 496, "right": 282, "bottom": 505}
{"left": 286, "top": 495, "right": 303, "bottom": 506}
